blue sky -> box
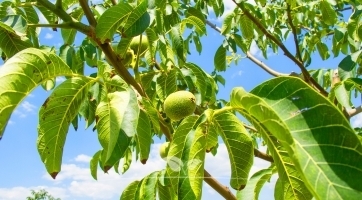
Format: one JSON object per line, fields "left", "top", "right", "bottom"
{"left": 0, "top": 0, "right": 361, "bottom": 199}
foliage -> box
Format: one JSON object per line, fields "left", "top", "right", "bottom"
{"left": 1, "top": 0, "right": 362, "bottom": 199}
{"left": 26, "top": 189, "right": 60, "bottom": 200}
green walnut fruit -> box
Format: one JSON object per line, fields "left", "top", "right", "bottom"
{"left": 129, "top": 35, "right": 148, "bottom": 56}
{"left": 159, "top": 142, "right": 170, "bottom": 160}
{"left": 163, "top": 91, "right": 197, "bottom": 121}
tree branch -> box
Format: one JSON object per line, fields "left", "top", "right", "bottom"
{"left": 348, "top": 106, "right": 362, "bottom": 118}
{"left": 110, "top": 0, "right": 117, "bottom": 6}
{"left": 78, "top": 0, "right": 97, "bottom": 27}
{"left": 246, "top": 52, "right": 288, "bottom": 77}
{"left": 204, "top": 170, "right": 237, "bottom": 200}
{"left": 36, "top": 0, "right": 90, "bottom": 35}
{"left": 28, "top": 23, "right": 72, "bottom": 29}
{"left": 286, "top": 4, "right": 302, "bottom": 62}
{"left": 232, "top": 1, "right": 329, "bottom": 97}
{"left": 205, "top": 19, "right": 286, "bottom": 77}
{"left": 55, "top": 0, "right": 62, "bottom": 9}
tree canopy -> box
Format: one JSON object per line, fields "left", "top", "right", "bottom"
{"left": 1, "top": 0, "right": 362, "bottom": 199}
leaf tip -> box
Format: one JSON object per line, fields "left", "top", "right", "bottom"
{"left": 141, "top": 159, "right": 147, "bottom": 164}
{"left": 103, "top": 166, "right": 111, "bottom": 173}
{"left": 238, "top": 185, "right": 246, "bottom": 190}
{"left": 50, "top": 172, "right": 58, "bottom": 179}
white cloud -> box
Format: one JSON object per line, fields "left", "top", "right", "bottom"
{"left": 231, "top": 70, "right": 243, "bottom": 78}
{"left": 74, "top": 154, "right": 92, "bottom": 163}
{"left": 21, "top": 101, "right": 36, "bottom": 112}
{"left": 3, "top": 143, "right": 275, "bottom": 200}
{"left": 8, "top": 120, "right": 15, "bottom": 125}
{"left": 352, "top": 113, "right": 362, "bottom": 128}
{"left": 45, "top": 33, "right": 54, "bottom": 39}
{"left": 0, "top": 186, "right": 68, "bottom": 200}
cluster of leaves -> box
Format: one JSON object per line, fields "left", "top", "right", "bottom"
{"left": 26, "top": 189, "right": 60, "bottom": 200}
{"left": 1, "top": 0, "right": 362, "bottom": 199}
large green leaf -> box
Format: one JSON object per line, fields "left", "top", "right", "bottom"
{"left": 137, "top": 171, "right": 160, "bottom": 199}
{"left": 212, "top": 111, "right": 254, "bottom": 190}
{"left": 166, "top": 115, "right": 206, "bottom": 200}
{"left": 248, "top": 76, "right": 362, "bottom": 199}
{"left": 38, "top": 76, "right": 96, "bottom": 178}
{"left": 0, "top": 48, "right": 73, "bottom": 139}
{"left": 230, "top": 86, "right": 313, "bottom": 199}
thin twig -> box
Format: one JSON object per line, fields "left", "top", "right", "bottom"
{"left": 336, "top": 7, "right": 352, "bottom": 12}
{"left": 28, "top": 23, "right": 72, "bottom": 29}
{"left": 78, "top": 0, "right": 97, "bottom": 27}
{"left": 246, "top": 52, "right": 288, "bottom": 77}
{"left": 36, "top": 0, "right": 90, "bottom": 35}
{"left": 286, "top": 4, "right": 302, "bottom": 62}
{"left": 205, "top": 19, "right": 286, "bottom": 77}
{"left": 204, "top": 170, "right": 237, "bottom": 200}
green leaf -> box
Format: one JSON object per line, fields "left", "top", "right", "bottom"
{"left": 38, "top": 76, "right": 96, "bottom": 178}
{"left": 140, "top": 98, "right": 161, "bottom": 134}
{"left": 121, "top": 147, "right": 132, "bottom": 174}
{"left": 121, "top": 180, "right": 141, "bottom": 200}
{"left": 221, "top": 12, "right": 234, "bottom": 35}
{"left": 214, "top": 45, "right": 227, "bottom": 72}
{"left": 0, "top": 21, "right": 33, "bottom": 58}
{"left": 316, "top": 42, "right": 330, "bottom": 60}
{"left": 96, "top": 85, "right": 138, "bottom": 168}
{"left": 95, "top": 3, "right": 133, "bottom": 43}
{"left": 2, "top": 15, "right": 27, "bottom": 35}
{"left": 250, "top": 77, "right": 362, "bottom": 199}
{"left": 169, "top": 26, "right": 184, "bottom": 61}
{"left": 237, "top": 167, "right": 275, "bottom": 199}
{"left": 338, "top": 55, "right": 356, "bottom": 81}
{"left": 90, "top": 150, "right": 101, "bottom": 180}
{"left": 166, "top": 115, "right": 206, "bottom": 200}
{"left": 122, "top": 1, "right": 151, "bottom": 38}
{"left": 61, "top": 8, "right": 83, "bottom": 45}
{"left": 138, "top": 171, "right": 160, "bottom": 199}
{"left": 320, "top": 1, "right": 337, "bottom": 26}
{"left": 230, "top": 87, "right": 312, "bottom": 200}
{"left": 181, "top": 16, "right": 206, "bottom": 36}
{"left": 165, "top": 69, "right": 178, "bottom": 97}
{"left": 0, "top": 48, "right": 73, "bottom": 139}
{"left": 136, "top": 109, "right": 152, "bottom": 164}
{"left": 239, "top": 15, "right": 254, "bottom": 39}
{"left": 213, "top": 111, "right": 254, "bottom": 190}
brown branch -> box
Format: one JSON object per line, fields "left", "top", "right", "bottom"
{"left": 205, "top": 19, "right": 286, "bottom": 77}
{"left": 232, "top": 1, "right": 329, "bottom": 97}
{"left": 246, "top": 52, "right": 288, "bottom": 77}
{"left": 348, "top": 106, "right": 362, "bottom": 118}
{"left": 36, "top": 0, "right": 90, "bottom": 35}
{"left": 78, "top": 0, "right": 97, "bottom": 27}
{"left": 254, "top": 149, "right": 274, "bottom": 162}
{"left": 286, "top": 4, "right": 302, "bottom": 62}
{"left": 204, "top": 170, "right": 237, "bottom": 200}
